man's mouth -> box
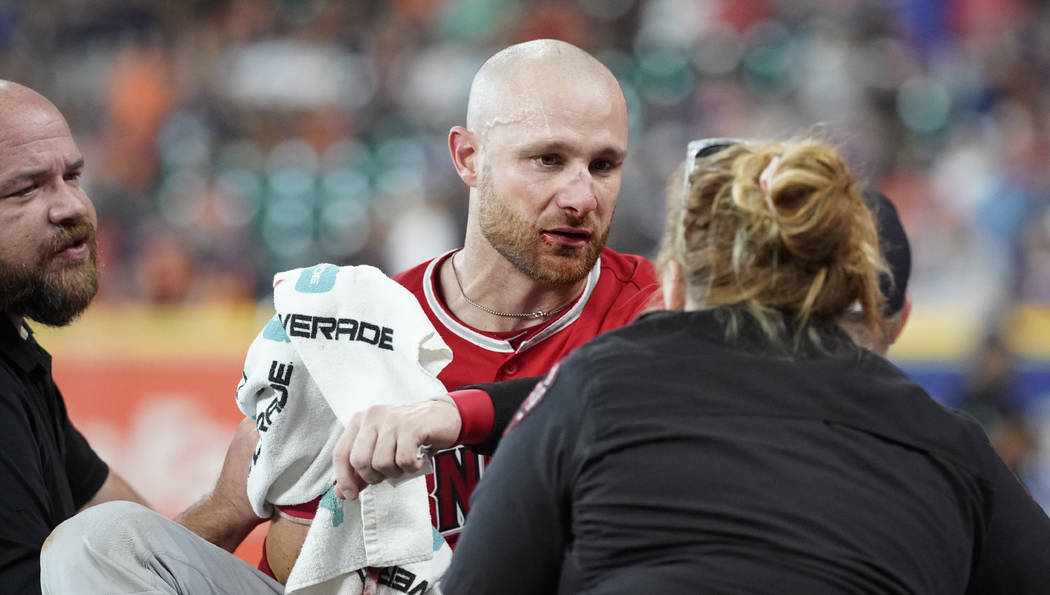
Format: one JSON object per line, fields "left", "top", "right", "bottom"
{"left": 541, "top": 228, "right": 591, "bottom": 248}
{"left": 52, "top": 233, "right": 92, "bottom": 263}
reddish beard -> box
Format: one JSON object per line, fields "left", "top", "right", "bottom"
{"left": 477, "top": 173, "right": 609, "bottom": 286}
{"left": 0, "top": 221, "right": 99, "bottom": 327}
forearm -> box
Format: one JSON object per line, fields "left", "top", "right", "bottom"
{"left": 331, "top": 376, "right": 541, "bottom": 500}
{"left": 177, "top": 417, "right": 263, "bottom": 552}
{"left": 175, "top": 493, "right": 263, "bottom": 553}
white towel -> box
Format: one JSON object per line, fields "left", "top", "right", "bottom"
{"left": 236, "top": 263, "right": 453, "bottom": 594}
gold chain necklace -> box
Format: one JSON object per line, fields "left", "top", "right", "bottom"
{"left": 450, "top": 254, "right": 575, "bottom": 320}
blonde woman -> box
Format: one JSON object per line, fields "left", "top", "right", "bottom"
{"left": 441, "top": 138, "right": 1050, "bottom": 594}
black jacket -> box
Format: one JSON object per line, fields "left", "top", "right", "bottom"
{"left": 445, "top": 310, "right": 1050, "bottom": 594}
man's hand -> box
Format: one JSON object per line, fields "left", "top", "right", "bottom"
{"left": 333, "top": 399, "right": 462, "bottom": 501}
{"left": 176, "top": 417, "right": 265, "bottom": 552}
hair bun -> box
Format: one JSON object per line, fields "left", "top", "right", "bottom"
{"left": 659, "top": 137, "right": 888, "bottom": 339}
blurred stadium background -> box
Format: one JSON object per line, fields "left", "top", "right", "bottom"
{"left": 4, "top": 0, "right": 1050, "bottom": 561}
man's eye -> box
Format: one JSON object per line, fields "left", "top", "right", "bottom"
{"left": 64, "top": 172, "right": 82, "bottom": 183}
{"left": 536, "top": 154, "right": 562, "bottom": 167}
{"left": 591, "top": 159, "right": 613, "bottom": 173}
{"left": 11, "top": 184, "right": 37, "bottom": 197}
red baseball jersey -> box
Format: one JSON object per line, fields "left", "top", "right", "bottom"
{"left": 393, "top": 247, "right": 658, "bottom": 547}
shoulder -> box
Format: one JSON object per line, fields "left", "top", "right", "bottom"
{"left": 807, "top": 347, "right": 1005, "bottom": 480}
{"left": 391, "top": 259, "right": 430, "bottom": 287}
{"left": 561, "top": 311, "right": 681, "bottom": 380}
{"left": 582, "top": 249, "right": 659, "bottom": 323}
{"left": 536, "top": 313, "right": 676, "bottom": 400}
{"left": 921, "top": 400, "right": 1004, "bottom": 476}
{"left": 392, "top": 254, "right": 442, "bottom": 296}
{"left": 599, "top": 248, "right": 657, "bottom": 287}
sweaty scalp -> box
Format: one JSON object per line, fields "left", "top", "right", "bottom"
{"left": 465, "top": 39, "right": 625, "bottom": 139}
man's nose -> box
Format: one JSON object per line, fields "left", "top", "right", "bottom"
{"left": 554, "top": 168, "right": 598, "bottom": 216}
{"left": 48, "top": 182, "right": 91, "bottom": 226}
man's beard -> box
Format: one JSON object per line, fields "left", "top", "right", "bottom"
{"left": 477, "top": 171, "right": 609, "bottom": 286}
{"left": 0, "top": 222, "right": 99, "bottom": 327}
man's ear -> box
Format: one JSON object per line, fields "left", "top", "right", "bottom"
{"left": 448, "top": 126, "right": 479, "bottom": 187}
{"left": 889, "top": 293, "right": 912, "bottom": 345}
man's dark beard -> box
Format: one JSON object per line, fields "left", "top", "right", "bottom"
{"left": 0, "top": 222, "right": 99, "bottom": 327}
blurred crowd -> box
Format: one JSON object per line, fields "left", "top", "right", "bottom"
{"left": 3, "top": 0, "right": 1050, "bottom": 493}
{"left": 2, "top": 0, "right": 1046, "bottom": 308}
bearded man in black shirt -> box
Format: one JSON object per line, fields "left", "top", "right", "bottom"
{"left": 0, "top": 80, "right": 261, "bottom": 594}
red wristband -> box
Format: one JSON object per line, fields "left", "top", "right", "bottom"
{"left": 451, "top": 389, "right": 495, "bottom": 445}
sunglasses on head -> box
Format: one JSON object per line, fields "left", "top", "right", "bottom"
{"left": 682, "top": 138, "right": 744, "bottom": 198}
{"left": 676, "top": 138, "right": 745, "bottom": 255}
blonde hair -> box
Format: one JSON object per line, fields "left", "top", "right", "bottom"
{"left": 656, "top": 139, "right": 887, "bottom": 346}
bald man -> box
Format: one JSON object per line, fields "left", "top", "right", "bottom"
{"left": 0, "top": 81, "right": 277, "bottom": 594}
{"left": 0, "top": 80, "right": 148, "bottom": 593}
{"left": 0, "top": 81, "right": 156, "bottom": 590}
{"left": 365, "top": 37, "right": 655, "bottom": 545}
{"left": 272, "top": 37, "right": 655, "bottom": 577}
{"left": 41, "top": 40, "right": 655, "bottom": 593}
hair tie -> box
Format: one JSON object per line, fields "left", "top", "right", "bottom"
{"left": 759, "top": 154, "right": 782, "bottom": 212}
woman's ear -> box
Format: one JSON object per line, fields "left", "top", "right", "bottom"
{"left": 889, "top": 293, "right": 912, "bottom": 345}
{"left": 662, "top": 261, "right": 686, "bottom": 310}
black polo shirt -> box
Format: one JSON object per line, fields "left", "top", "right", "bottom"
{"left": 0, "top": 319, "right": 108, "bottom": 594}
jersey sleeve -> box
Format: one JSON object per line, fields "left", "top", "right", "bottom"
{"left": 966, "top": 455, "right": 1050, "bottom": 594}
{"left": 456, "top": 376, "right": 542, "bottom": 456}
{"left": 441, "top": 361, "right": 591, "bottom": 594}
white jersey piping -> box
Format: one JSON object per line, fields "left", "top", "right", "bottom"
{"left": 421, "top": 250, "right": 601, "bottom": 355}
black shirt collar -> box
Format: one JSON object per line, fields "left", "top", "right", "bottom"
{"left": 0, "top": 317, "right": 51, "bottom": 374}
{"left": 638, "top": 308, "right": 858, "bottom": 360}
